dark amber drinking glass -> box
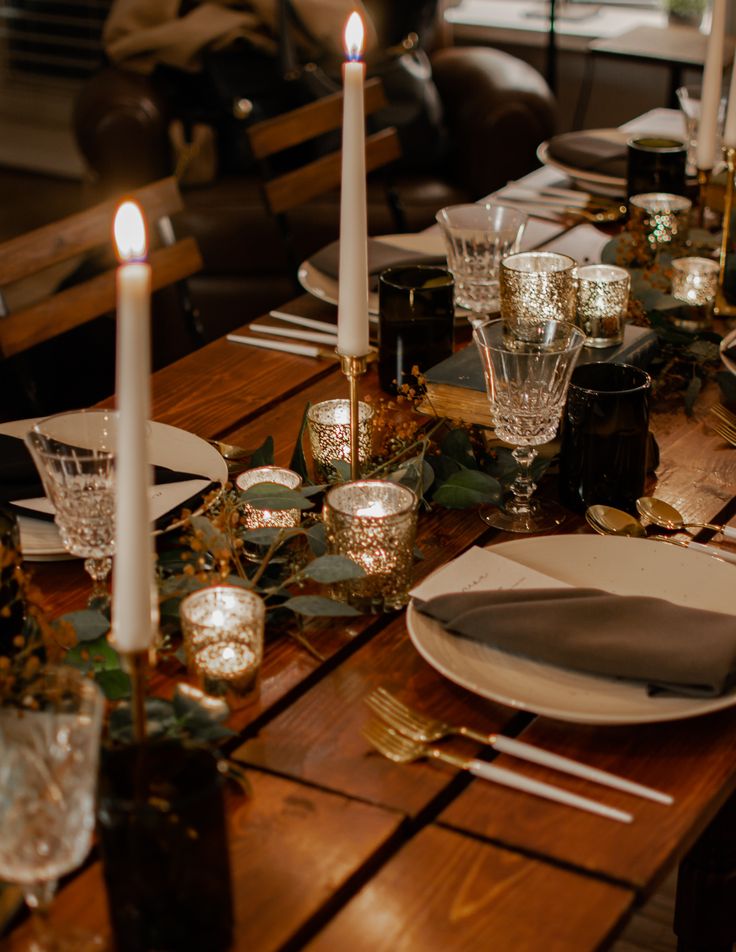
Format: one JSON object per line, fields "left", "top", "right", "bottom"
{"left": 626, "top": 137, "right": 687, "bottom": 198}
{"left": 378, "top": 266, "right": 454, "bottom": 393}
{"left": 559, "top": 362, "right": 651, "bottom": 515}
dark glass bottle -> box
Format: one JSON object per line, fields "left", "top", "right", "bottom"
{"left": 0, "top": 504, "right": 24, "bottom": 650}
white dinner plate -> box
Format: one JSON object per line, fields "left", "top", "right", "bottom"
{"left": 537, "top": 130, "right": 628, "bottom": 198}
{"left": 0, "top": 418, "right": 228, "bottom": 560}
{"left": 407, "top": 535, "right": 736, "bottom": 725}
{"left": 720, "top": 326, "right": 736, "bottom": 376}
{"left": 298, "top": 232, "right": 447, "bottom": 317}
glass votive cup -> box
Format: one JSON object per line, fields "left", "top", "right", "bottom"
{"left": 576, "top": 264, "right": 630, "bottom": 348}
{"left": 322, "top": 480, "right": 418, "bottom": 613}
{"left": 670, "top": 256, "right": 720, "bottom": 329}
{"left": 499, "top": 251, "right": 577, "bottom": 333}
{"left": 628, "top": 192, "right": 691, "bottom": 261}
{"left": 235, "top": 466, "right": 303, "bottom": 529}
{"left": 180, "top": 585, "right": 265, "bottom": 695}
{"left": 307, "top": 399, "right": 374, "bottom": 482}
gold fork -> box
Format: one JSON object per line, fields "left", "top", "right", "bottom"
{"left": 710, "top": 403, "right": 736, "bottom": 427}
{"left": 365, "top": 687, "right": 672, "bottom": 803}
{"left": 708, "top": 416, "right": 736, "bottom": 447}
{"left": 362, "top": 718, "right": 632, "bottom": 822}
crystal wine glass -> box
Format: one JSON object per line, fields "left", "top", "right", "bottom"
{"left": 0, "top": 665, "right": 104, "bottom": 951}
{"left": 25, "top": 410, "right": 116, "bottom": 605}
{"left": 436, "top": 203, "right": 527, "bottom": 327}
{"left": 473, "top": 319, "right": 585, "bottom": 533}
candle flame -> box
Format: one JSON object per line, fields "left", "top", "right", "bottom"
{"left": 113, "top": 200, "right": 147, "bottom": 262}
{"left": 344, "top": 11, "right": 364, "bottom": 61}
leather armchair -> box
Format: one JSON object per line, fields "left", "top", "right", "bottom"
{"left": 73, "top": 8, "right": 555, "bottom": 350}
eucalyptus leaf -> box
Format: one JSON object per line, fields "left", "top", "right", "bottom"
{"left": 282, "top": 595, "right": 361, "bottom": 617}
{"left": 65, "top": 634, "right": 121, "bottom": 672}
{"left": 440, "top": 428, "right": 478, "bottom": 468}
{"left": 60, "top": 609, "right": 110, "bottom": 643}
{"left": 302, "top": 554, "right": 365, "bottom": 582}
{"left": 305, "top": 523, "right": 327, "bottom": 555}
{"left": 432, "top": 469, "right": 502, "bottom": 509}
{"left": 716, "top": 370, "right": 736, "bottom": 404}
{"left": 687, "top": 339, "right": 721, "bottom": 363}
{"left": 684, "top": 375, "right": 702, "bottom": 415}
{"left": 190, "top": 515, "right": 229, "bottom": 552}
{"left": 250, "top": 435, "right": 275, "bottom": 468}
{"left": 330, "top": 459, "right": 352, "bottom": 482}
{"left": 289, "top": 404, "right": 310, "bottom": 481}
{"left": 95, "top": 669, "right": 132, "bottom": 700}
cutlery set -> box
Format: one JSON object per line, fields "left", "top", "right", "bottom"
{"left": 363, "top": 687, "right": 673, "bottom": 824}
{"left": 586, "top": 496, "right": 736, "bottom": 564}
{"left": 498, "top": 184, "right": 627, "bottom": 224}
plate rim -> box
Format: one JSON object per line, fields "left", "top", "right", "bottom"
{"left": 536, "top": 131, "right": 627, "bottom": 190}
{"left": 407, "top": 534, "right": 736, "bottom": 725}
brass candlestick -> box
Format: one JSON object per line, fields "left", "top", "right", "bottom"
{"left": 697, "top": 167, "right": 712, "bottom": 228}
{"left": 338, "top": 351, "right": 372, "bottom": 479}
{"left": 715, "top": 146, "right": 736, "bottom": 321}
{"left": 121, "top": 649, "right": 150, "bottom": 742}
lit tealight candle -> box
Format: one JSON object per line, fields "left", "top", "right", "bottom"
{"left": 337, "top": 12, "right": 370, "bottom": 358}
{"left": 112, "top": 200, "right": 158, "bottom": 654}
{"left": 323, "top": 480, "right": 418, "bottom": 612}
{"left": 235, "top": 466, "right": 303, "bottom": 529}
{"left": 180, "top": 586, "right": 265, "bottom": 694}
{"left": 307, "top": 399, "right": 374, "bottom": 481}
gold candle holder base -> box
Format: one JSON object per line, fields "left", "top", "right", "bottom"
{"left": 338, "top": 349, "right": 376, "bottom": 480}
{"left": 120, "top": 649, "right": 150, "bottom": 742}
{"left": 697, "top": 167, "right": 712, "bottom": 228}
{"left": 715, "top": 147, "right": 736, "bottom": 322}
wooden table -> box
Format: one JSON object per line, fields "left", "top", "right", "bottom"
{"left": 5, "top": 291, "right": 736, "bottom": 952}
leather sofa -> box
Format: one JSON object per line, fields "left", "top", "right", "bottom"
{"left": 73, "top": 5, "right": 556, "bottom": 352}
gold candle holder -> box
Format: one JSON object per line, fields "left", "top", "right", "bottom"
{"left": 322, "top": 480, "right": 418, "bottom": 613}
{"left": 235, "top": 466, "right": 303, "bottom": 529}
{"left": 180, "top": 586, "right": 265, "bottom": 695}
{"left": 307, "top": 398, "right": 374, "bottom": 482}
{"left": 670, "top": 256, "right": 719, "bottom": 330}
{"left": 338, "top": 352, "right": 371, "bottom": 480}
{"left": 120, "top": 650, "right": 149, "bottom": 742}
{"left": 715, "top": 146, "right": 736, "bottom": 321}
{"left": 576, "top": 264, "right": 630, "bottom": 348}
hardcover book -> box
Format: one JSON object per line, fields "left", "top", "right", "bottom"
{"left": 418, "top": 323, "right": 659, "bottom": 426}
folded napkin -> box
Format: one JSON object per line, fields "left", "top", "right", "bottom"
{"left": 546, "top": 132, "right": 627, "bottom": 179}
{"left": 415, "top": 587, "right": 736, "bottom": 698}
{"left": 0, "top": 433, "right": 209, "bottom": 504}
{"left": 310, "top": 238, "right": 446, "bottom": 281}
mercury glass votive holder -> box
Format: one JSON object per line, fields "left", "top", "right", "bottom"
{"left": 628, "top": 193, "right": 691, "bottom": 260}
{"left": 576, "top": 264, "right": 630, "bottom": 347}
{"left": 180, "top": 586, "right": 265, "bottom": 695}
{"left": 235, "top": 466, "right": 303, "bottom": 529}
{"left": 322, "top": 480, "right": 418, "bottom": 612}
{"left": 670, "top": 256, "right": 719, "bottom": 329}
{"left": 307, "top": 399, "right": 374, "bottom": 482}
{"left": 499, "top": 251, "right": 577, "bottom": 333}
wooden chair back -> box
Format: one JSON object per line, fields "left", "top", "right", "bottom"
{"left": 0, "top": 176, "right": 203, "bottom": 359}
{"left": 247, "top": 77, "right": 402, "bottom": 215}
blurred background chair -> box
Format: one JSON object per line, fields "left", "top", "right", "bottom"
{"left": 0, "top": 177, "right": 202, "bottom": 422}
{"left": 72, "top": 0, "right": 556, "bottom": 344}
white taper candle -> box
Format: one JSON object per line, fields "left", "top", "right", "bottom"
{"left": 697, "top": 0, "right": 726, "bottom": 169}
{"left": 336, "top": 12, "right": 370, "bottom": 357}
{"left": 112, "top": 201, "right": 158, "bottom": 652}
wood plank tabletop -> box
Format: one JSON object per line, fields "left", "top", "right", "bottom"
{"left": 8, "top": 299, "right": 736, "bottom": 952}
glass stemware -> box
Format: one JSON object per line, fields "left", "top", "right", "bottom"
{"left": 0, "top": 665, "right": 104, "bottom": 951}
{"left": 25, "top": 410, "right": 117, "bottom": 605}
{"left": 473, "top": 319, "right": 585, "bottom": 533}
{"left": 436, "top": 203, "right": 527, "bottom": 327}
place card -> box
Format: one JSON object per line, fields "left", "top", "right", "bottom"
{"left": 410, "top": 545, "right": 569, "bottom": 602}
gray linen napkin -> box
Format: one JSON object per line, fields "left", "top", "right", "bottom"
{"left": 414, "top": 588, "right": 736, "bottom": 697}
{"left": 310, "top": 238, "right": 446, "bottom": 280}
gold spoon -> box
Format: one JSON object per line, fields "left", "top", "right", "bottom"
{"left": 586, "top": 505, "right": 736, "bottom": 564}
{"left": 636, "top": 496, "right": 736, "bottom": 541}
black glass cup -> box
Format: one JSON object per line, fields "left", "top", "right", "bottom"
{"left": 559, "top": 362, "right": 651, "bottom": 515}
{"left": 97, "top": 742, "right": 234, "bottom": 952}
{"left": 378, "top": 266, "right": 454, "bottom": 393}
{"left": 626, "top": 136, "right": 687, "bottom": 199}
